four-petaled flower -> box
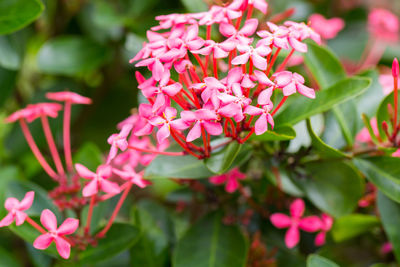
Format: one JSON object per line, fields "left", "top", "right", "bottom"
{"left": 113, "top": 165, "right": 151, "bottom": 188}
{"left": 107, "top": 124, "right": 133, "bottom": 164}
{"left": 149, "top": 107, "right": 187, "bottom": 143}
{"left": 33, "top": 209, "right": 79, "bottom": 259}
{"left": 273, "top": 71, "right": 316, "bottom": 99}
{"left": 209, "top": 167, "right": 246, "bottom": 193}
{"left": 232, "top": 44, "right": 271, "bottom": 70}
{"left": 46, "top": 91, "right": 92, "bottom": 105}
{"left": 180, "top": 109, "right": 223, "bottom": 142}
{"left": 0, "top": 191, "right": 34, "bottom": 227}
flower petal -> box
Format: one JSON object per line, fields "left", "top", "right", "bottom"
{"left": 285, "top": 225, "right": 300, "bottom": 248}
{"left": 57, "top": 218, "right": 79, "bottom": 235}
{"left": 40, "top": 209, "right": 58, "bottom": 232}
{"left": 55, "top": 236, "right": 71, "bottom": 259}
{"left": 33, "top": 233, "right": 54, "bottom": 250}
{"left": 270, "top": 213, "right": 292, "bottom": 228}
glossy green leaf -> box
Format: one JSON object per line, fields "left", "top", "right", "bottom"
{"left": 297, "top": 161, "right": 364, "bottom": 217}
{"left": 331, "top": 214, "right": 380, "bottom": 242}
{"left": 275, "top": 77, "right": 371, "bottom": 126}
{"left": 250, "top": 125, "right": 296, "bottom": 141}
{"left": 0, "top": 67, "right": 17, "bottom": 108}
{"left": 145, "top": 154, "right": 213, "bottom": 179}
{"left": 307, "top": 254, "right": 339, "bottom": 267}
{"left": 180, "top": 0, "right": 208, "bottom": 13}
{"left": 0, "top": 0, "right": 44, "bottom": 35}
{"left": 79, "top": 223, "right": 140, "bottom": 264}
{"left": 377, "top": 191, "right": 400, "bottom": 262}
{"left": 304, "top": 42, "right": 346, "bottom": 89}
{"left": 173, "top": 213, "right": 247, "bottom": 267}
{"left": 73, "top": 142, "right": 103, "bottom": 170}
{"left": 204, "top": 142, "right": 241, "bottom": 174}
{"left": 306, "top": 118, "right": 348, "bottom": 158}
{"left": 353, "top": 157, "right": 400, "bottom": 203}
{"left": 265, "top": 167, "right": 304, "bottom": 197}
{"left": 37, "top": 36, "right": 111, "bottom": 76}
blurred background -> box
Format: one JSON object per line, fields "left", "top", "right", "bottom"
{"left": 0, "top": 0, "right": 400, "bottom": 266}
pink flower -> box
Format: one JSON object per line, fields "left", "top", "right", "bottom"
{"left": 273, "top": 71, "right": 315, "bottom": 98}
{"left": 192, "top": 77, "right": 227, "bottom": 108}
{"left": 309, "top": 14, "right": 345, "bottom": 40}
{"left": 24, "top": 103, "right": 63, "bottom": 122}
{"left": 75, "top": 164, "right": 121, "bottom": 197}
{"left": 244, "top": 104, "right": 274, "bottom": 135}
{"left": 46, "top": 91, "right": 92, "bottom": 105}
{"left": 368, "top": 8, "right": 399, "bottom": 43}
{"left": 257, "top": 22, "right": 290, "bottom": 50}
{"left": 107, "top": 124, "right": 133, "bottom": 164}
{"left": 379, "top": 74, "right": 400, "bottom": 95}
{"left": 314, "top": 214, "right": 333, "bottom": 246}
{"left": 149, "top": 107, "right": 187, "bottom": 144}
{"left": 209, "top": 167, "right": 246, "bottom": 193}
{"left": 284, "top": 21, "right": 321, "bottom": 52}
{"left": 219, "top": 18, "right": 258, "bottom": 46}
{"left": 218, "top": 83, "right": 251, "bottom": 122}
{"left": 232, "top": 44, "right": 271, "bottom": 70}
{"left": 381, "top": 242, "right": 393, "bottom": 255}
{"left": 248, "top": 0, "right": 268, "bottom": 14}
{"left": 5, "top": 108, "right": 34, "bottom": 123}
{"left": 392, "top": 148, "right": 400, "bottom": 157}
{"left": 355, "top": 117, "right": 379, "bottom": 143}
{"left": 181, "top": 109, "right": 223, "bottom": 142}
{"left": 33, "top": 209, "right": 78, "bottom": 259}
{"left": 0, "top": 191, "right": 34, "bottom": 227}
{"left": 270, "top": 198, "right": 322, "bottom": 248}
{"left": 113, "top": 165, "right": 151, "bottom": 188}
{"left": 192, "top": 40, "right": 235, "bottom": 58}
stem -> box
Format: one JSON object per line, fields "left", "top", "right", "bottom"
{"left": 170, "top": 130, "right": 202, "bottom": 159}
{"left": 85, "top": 195, "right": 96, "bottom": 234}
{"left": 19, "top": 119, "right": 58, "bottom": 180}
{"left": 246, "top": 4, "right": 254, "bottom": 20}
{"left": 265, "top": 48, "right": 281, "bottom": 76}
{"left": 192, "top": 53, "right": 207, "bottom": 77}
{"left": 213, "top": 54, "right": 218, "bottom": 79}
{"left": 26, "top": 216, "right": 47, "bottom": 234}
{"left": 240, "top": 128, "right": 255, "bottom": 143}
{"left": 276, "top": 48, "right": 295, "bottom": 72}
{"left": 41, "top": 116, "right": 65, "bottom": 177}
{"left": 249, "top": 58, "right": 253, "bottom": 75}
{"left": 394, "top": 76, "right": 398, "bottom": 133}
{"left": 201, "top": 126, "right": 209, "bottom": 157}
{"left": 97, "top": 183, "right": 133, "bottom": 238}
{"left": 128, "top": 145, "right": 185, "bottom": 156}
{"left": 63, "top": 101, "right": 73, "bottom": 172}
{"left": 271, "top": 96, "right": 288, "bottom": 116}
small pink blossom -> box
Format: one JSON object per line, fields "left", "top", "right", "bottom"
{"left": 33, "top": 209, "right": 78, "bottom": 259}
{"left": 192, "top": 40, "right": 235, "bottom": 58}
{"left": 368, "top": 8, "right": 399, "bottom": 43}
{"left": 379, "top": 74, "right": 400, "bottom": 95}
{"left": 113, "top": 165, "right": 151, "bottom": 188}
{"left": 209, "top": 167, "right": 246, "bottom": 193}
{"left": 0, "top": 191, "right": 34, "bottom": 227}
{"left": 46, "top": 91, "right": 92, "bottom": 105}
{"left": 309, "top": 14, "right": 345, "bottom": 40}
{"left": 244, "top": 104, "right": 274, "bottom": 135}
{"left": 381, "top": 242, "right": 393, "bottom": 255}
{"left": 248, "top": 0, "right": 268, "bottom": 14}
{"left": 257, "top": 22, "right": 290, "bottom": 50}
{"left": 149, "top": 107, "right": 187, "bottom": 144}
{"left": 232, "top": 44, "right": 271, "bottom": 70}
{"left": 107, "top": 124, "right": 133, "bottom": 164}
{"left": 219, "top": 18, "right": 258, "bottom": 46}
{"left": 24, "top": 103, "right": 63, "bottom": 122}
{"left": 180, "top": 109, "right": 223, "bottom": 142}
{"left": 273, "top": 71, "right": 315, "bottom": 98}
{"left": 75, "top": 164, "right": 121, "bottom": 197}
{"left": 5, "top": 108, "right": 34, "bottom": 123}
{"left": 270, "top": 198, "right": 322, "bottom": 248}
{"left": 314, "top": 214, "right": 333, "bottom": 246}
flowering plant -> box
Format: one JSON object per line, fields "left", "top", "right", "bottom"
{"left": 1, "top": 0, "right": 400, "bottom": 266}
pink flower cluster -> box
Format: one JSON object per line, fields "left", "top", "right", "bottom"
{"left": 116, "top": 0, "right": 320, "bottom": 160}
{"left": 270, "top": 198, "right": 333, "bottom": 248}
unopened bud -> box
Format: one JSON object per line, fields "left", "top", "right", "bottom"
{"left": 135, "top": 71, "right": 146, "bottom": 84}
{"left": 382, "top": 121, "right": 389, "bottom": 132}
{"left": 392, "top": 58, "right": 399, "bottom": 78}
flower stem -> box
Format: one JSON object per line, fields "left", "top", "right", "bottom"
{"left": 19, "top": 119, "right": 58, "bottom": 180}
{"left": 97, "top": 183, "right": 133, "bottom": 238}
{"left": 63, "top": 101, "right": 73, "bottom": 172}
{"left": 128, "top": 145, "right": 185, "bottom": 156}
{"left": 265, "top": 48, "right": 281, "bottom": 76}
{"left": 393, "top": 76, "right": 398, "bottom": 133}
{"left": 41, "top": 116, "right": 65, "bottom": 177}
{"left": 271, "top": 96, "right": 288, "bottom": 116}
{"left": 201, "top": 126, "right": 209, "bottom": 157}
{"left": 276, "top": 48, "right": 295, "bottom": 72}
{"left": 240, "top": 128, "right": 255, "bottom": 143}
{"left": 85, "top": 195, "right": 96, "bottom": 234}
{"left": 213, "top": 54, "right": 218, "bottom": 79}
{"left": 26, "top": 216, "right": 47, "bottom": 234}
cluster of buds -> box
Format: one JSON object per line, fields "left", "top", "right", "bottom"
{"left": 110, "top": 0, "right": 322, "bottom": 160}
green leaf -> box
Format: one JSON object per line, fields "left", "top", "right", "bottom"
{"left": 0, "top": 247, "right": 22, "bottom": 267}
{"left": 250, "top": 125, "right": 296, "bottom": 141}
{"left": 331, "top": 214, "right": 380, "bottom": 242}
{"left": 297, "top": 161, "right": 364, "bottom": 217}
{"left": 0, "top": 34, "right": 25, "bottom": 70}
{"left": 73, "top": 142, "right": 103, "bottom": 170}
{"left": 304, "top": 42, "right": 346, "bottom": 89}
{"left": 180, "top": 0, "right": 208, "bottom": 13}
{"left": 307, "top": 254, "right": 339, "bottom": 267}
{"left": 376, "top": 91, "right": 398, "bottom": 141}
{"left": 353, "top": 157, "right": 400, "bottom": 203}
{"left": 265, "top": 167, "right": 304, "bottom": 197}
{"left": 0, "top": 0, "right": 44, "bottom": 35}
{"left": 0, "top": 67, "right": 17, "bottom": 108}
{"left": 377, "top": 191, "right": 400, "bottom": 262}
{"left": 306, "top": 118, "right": 348, "bottom": 158}
{"left": 37, "top": 36, "right": 111, "bottom": 76}
{"left": 173, "top": 213, "right": 247, "bottom": 267}
{"left": 356, "top": 69, "right": 385, "bottom": 117}
{"left": 204, "top": 142, "right": 241, "bottom": 174}
{"left": 275, "top": 77, "right": 371, "bottom": 126}
{"left": 79, "top": 223, "right": 140, "bottom": 264}
{"left": 145, "top": 154, "right": 213, "bottom": 179}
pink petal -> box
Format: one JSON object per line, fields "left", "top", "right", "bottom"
{"left": 164, "top": 107, "right": 177, "bottom": 120}
{"left": 314, "top": 231, "right": 326, "bottom": 246}
{"left": 14, "top": 211, "right": 27, "bottom": 226}
{"left": 100, "top": 179, "right": 121, "bottom": 195}
{"left": 253, "top": 70, "right": 274, "bottom": 86}
{"left": 57, "top": 218, "right": 79, "bottom": 235}
{"left": 244, "top": 105, "right": 263, "bottom": 116}
{"left": 203, "top": 121, "right": 223, "bottom": 136}
{"left": 4, "top": 197, "right": 19, "bottom": 211}
{"left": 209, "top": 175, "right": 227, "bottom": 185}
{"left": 156, "top": 123, "right": 171, "bottom": 144}
{"left": 282, "top": 83, "right": 297, "bottom": 96}
{"left": 285, "top": 225, "right": 300, "bottom": 248}
{"left": 0, "top": 213, "right": 15, "bottom": 227}
{"left": 225, "top": 177, "right": 239, "bottom": 193}
{"left": 255, "top": 114, "right": 268, "bottom": 135}
{"left": 270, "top": 213, "right": 292, "bottom": 228}
{"left": 54, "top": 236, "right": 71, "bottom": 259}
{"left": 290, "top": 198, "right": 305, "bottom": 218}
{"left": 297, "top": 84, "right": 315, "bottom": 99}
{"left": 75, "top": 164, "right": 95, "bottom": 179}
{"left": 258, "top": 88, "right": 273, "bottom": 105}
{"left": 289, "top": 37, "right": 307, "bottom": 53}
{"left": 251, "top": 53, "right": 267, "bottom": 70}
{"left": 232, "top": 53, "right": 250, "bottom": 65}
{"left": 219, "top": 23, "right": 236, "bottom": 37}
{"left": 40, "top": 209, "right": 58, "bottom": 232}
{"left": 33, "top": 234, "right": 54, "bottom": 250}
{"left": 162, "top": 83, "right": 182, "bottom": 96}
{"left": 240, "top": 19, "right": 258, "bottom": 36}
{"left": 299, "top": 216, "right": 322, "bottom": 232}
{"left": 82, "top": 180, "right": 99, "bottom": 197}
{"left": 152, "top": 59, "right": 164, "bottom": 81}
{"left": 187, "top": 121, "right": 202, "bottom": 142}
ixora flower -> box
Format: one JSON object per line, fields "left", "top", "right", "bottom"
{"left": 209, "top": 167, "right": 246, "bottom": 193}
{"left": 0, "top": 191, "right": 34, "bottom": 227}
{"left": 309, "top": 14, "right": 345, "bottom": 40}
{"left": 368, "top": 8, "right": 399, "bottom": 43}
{"left": 315, "top": 214, "right": 333, "bottom": 246}
{"left": 33, "top": 209, "right": 78, "bottom": 259}
{"left": 270, "top": 198, "right": 322, "bottom": 248}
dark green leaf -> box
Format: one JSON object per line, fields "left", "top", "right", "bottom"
{"left": 275, "top": 77, "right": 371, "bottom": 126}
{"left": 377, "top": 191, "right": 400, "bottom": 262}
{"left": 353, "top": 157, "right": 400, "bottom": 203}
{"left": 73, "top": 142, "right": 103, "bottom": 170}
{"left": 173, "top": 213, "right": 247, "bottom": 267}
{"left": 331, "top": 214, "right": 380, "bottom": 242}
{"left": 37, "top": 36, "right": 111, "bottom": 76}
{"left": 0, "top": 34, "right": 25, "bottom": 70}
{"left": 0, "top": 0, "right": 44, "bottom": 35}
{"left": 265, "top": 167, "right": 304, "bottom": 197}
{"left": 145, "top": 154, "right": 213, "bottom": 179}
{"left": 204, "top": 142, "right": 241, "bottom": 174}
{"left": 0, "top": 67, "right": 17, "bottom": 108}
{"left": 250, "top": 125, "right": 296, "bottom": 141}
{"left": 0, "top": 247, "right": 22, "bottom": 267}
{"left": 297, "top": 161, "right": 364, "bottom": 217}
{"left": 307, "top": 254, "right": 339, "bottom": 267}
{"left": 306, "top": 118, "right": 348, "bottom": 158}
{"left": 79, "top": 223, "right": 140, "bottom": 264}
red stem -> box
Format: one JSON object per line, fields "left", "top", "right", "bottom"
{"left": 41, "top": 116, "right": 65, "bottom": 177}
{"left": 271, "top": 96, "right": 288, "bottom": 116}
{"left": 213, "top": 54, "right": 218, "bottom": 79}
{"left": 171, "top": 130, "right": 202, "bottom": 159}
{"left": 240, "top": 128, "right": 255, "bottom": 143}
{"left": 246, "top": 4, "right": 254, "bottom": 20}
{"left": 394, "top": 76, "right": 398, "bottom": 133}
{"left": 63, "top": 101, "right": 73, "bottom": 172}
{"left": 265, "top": 48, "right": 281, "bottom": 76}
{"left": 26, "top": 216, "right": 47, "bottom": 234}
{"left": 128, "top": 145, "right": 185, "bottom": 156}
{"left": 85, "top": 195, "right": 96, "bottom": 234}
{"left": 201, "top": 126, "right": 209, "bottom": 157}
{"left": 276, "top": 48, "right": 295, "bottom": 72}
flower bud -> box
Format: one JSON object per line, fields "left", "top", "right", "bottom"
{"left": 392, "top": 58, "right": 399, "bottom": 78}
